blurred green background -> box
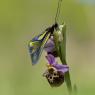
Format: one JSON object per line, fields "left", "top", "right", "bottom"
{"left": 0, "top": 0, "right": 95, "bottom": 95}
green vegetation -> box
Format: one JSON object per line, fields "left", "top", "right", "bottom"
{"left": 0, "top": 0, "right": 95, "bottom": 95}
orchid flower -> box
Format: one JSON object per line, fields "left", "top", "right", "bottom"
{"left": 43, "top": 54, "right": 69, "bottom": 87}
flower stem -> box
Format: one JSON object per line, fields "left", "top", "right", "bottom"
{"left": 59, "top": 23, "right": 72, "bottom": 94}
{"left": 54, "top": 23, "right": 72, "bottom": 94}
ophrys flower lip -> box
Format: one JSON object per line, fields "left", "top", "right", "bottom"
{"left": 43, "top": 68, "right": 65, "bottom": 87}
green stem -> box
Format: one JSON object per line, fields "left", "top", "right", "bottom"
{"left": 54, "top": 23, "right": 72, "bottom": 94}
{"left": 59, "top": 24, "right": 72, "bottom": 94}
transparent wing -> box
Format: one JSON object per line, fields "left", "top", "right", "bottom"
{"left": 28, "top": 30, "right": 51, "bottom": 65}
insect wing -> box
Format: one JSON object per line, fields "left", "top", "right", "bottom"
{"left": 28, "top": 30, "right": 51, "bottom": 65}
{"left": 29, "top": 45, "right": 42, "bottom": 65}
